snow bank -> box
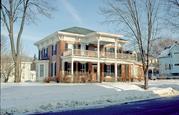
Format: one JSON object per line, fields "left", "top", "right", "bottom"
{"left": 1, "top": 80, "right": 179, "bottom": 115}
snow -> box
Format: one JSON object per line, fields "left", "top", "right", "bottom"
{"left": 1, "top": 80, "right": 179, "bottom": 115}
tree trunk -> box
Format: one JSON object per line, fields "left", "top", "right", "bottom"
{"left": 14, "top": 56, "right": 21, "bottom": 82}
{"left": 144, "top": 70, "right": 148, "bottom": 89}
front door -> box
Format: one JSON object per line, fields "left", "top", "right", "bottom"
{"left": 92, "top": 65, "right": 97, "bottom": 81}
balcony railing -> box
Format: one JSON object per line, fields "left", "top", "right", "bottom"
{"left": 63, "top": 49, "right": 136, "bottom": 60}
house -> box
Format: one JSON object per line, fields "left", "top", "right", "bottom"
{"left": 158, "top": 43, "right": 179, "bottom": 77}
{"left": 1, "top": 55, "right": 36, "bottom": 82}
{"left": 34, "top": 27, "right": 144, "bottom": 83}
{"left": 137, "top": 53, "right": 159, "bottom": 67}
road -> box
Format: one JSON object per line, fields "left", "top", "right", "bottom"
{"left": 33, "top": 96, "right": 179, "bottom": 115}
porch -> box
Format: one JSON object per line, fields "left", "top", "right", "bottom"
{"left": 63, "top": 49, "right": 137, "bottom": 61}
{"left": 60, "top": 61, "right": 143, "bottom": 83}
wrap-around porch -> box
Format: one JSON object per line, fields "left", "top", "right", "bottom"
{"left": 61, "top": 59, "right": 143, "bottom": 83}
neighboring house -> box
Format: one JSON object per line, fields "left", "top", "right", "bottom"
{"left": 1, "top": 55, "right": 36, "bottom": 82}
{"left": 158, "top": 43, "right": 179, "bottom": 77}
{"left": 137, "top": 53, "right": 159, "bottom": 67}
{"left": 34, "top": 27, "right": 144, "bottom": 83}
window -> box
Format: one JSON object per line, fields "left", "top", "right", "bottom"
{"left": 46, "top": 47, "right": 48, "bottom": 58}
{"left": 38, "top": 50, "right": 41, "bottom": 59}
{"left": 65, "top": 43, "right": 68, "bottom": 50}
{"left": 81, "top": 64, "right": 86, "bottom": 72}
{"left": 44, "top": 48, "right": 46, "bottom": 57}
{"left": 41, "top": 50, "right": 43, "bottom": 59}
{"left": 107, "top": 65, "right": 111, "bottom": 75}
{"left": 169, "top": 64, "right": 171, "bottom": 70}
{"left": 54, "top": 44, "right": 57, "bottom": 55}
{"left": 175, "top": 64, "right": 179, "bottom": 66}
{"left": 51, "top": 44, "right": 57, "bottom": 56}
{"left": 51, "top": 63, "right": 53, "bottom": 76}
{"left": 165, "top": 64, "right": 172, "bottom": 70}
{"left": 67, "top": 63, "right": 71, "bottom": 72}
{"left": 40, "top": 64, "right": 44, "bottom": 77}
{"left": 52, "top": 45, "right": 54, "bottom": 55}
{"left": 54, "top": 63, "right": 56, "bottom": 76}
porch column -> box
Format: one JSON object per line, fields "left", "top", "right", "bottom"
{"left": 71, "top": 60, "right": 74, "bottom": 82}
{"left": 97, "top": 39, "right": 100, "bottom": 82}
{"left": 115, "top": 63, "right": 117, "bottom": 82}
{"left": 97, "top": 39, "right": 100, "bottom": 58}
{"left": 115, "top": 40, "right": 117, "bottom": 58}
{"left": 115, "top": 40, "right": 117, "bottom": 81}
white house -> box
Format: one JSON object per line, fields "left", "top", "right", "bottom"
{"left": 158, "top": 43, "right": 179, "bottom": 77}
{"left": 1, "top": 56, "right": 36, "bottom": 82}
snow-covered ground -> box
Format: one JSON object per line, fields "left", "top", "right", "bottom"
{"left": 1, "top": 80, "right": 179, "bottom": 115}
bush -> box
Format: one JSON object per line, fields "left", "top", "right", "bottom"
{"left": 44, "top": 77, "right": 50, "bottom": 83}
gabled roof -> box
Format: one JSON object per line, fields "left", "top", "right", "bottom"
{"left": 60, "top": 27, "right": 95, "bottom": 35}
{"left": 158, "top": 43, "right": 179, "bottom": 58}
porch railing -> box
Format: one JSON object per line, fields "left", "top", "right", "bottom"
{"left": 63, "top": 49, "right": 136, "bottom": 60}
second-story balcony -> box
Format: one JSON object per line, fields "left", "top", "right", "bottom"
{"left": 63, "top": 49, "right": 137, "bottom": 61}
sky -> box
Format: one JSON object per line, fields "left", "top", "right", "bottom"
{"left": 2, "top": 0, "right": 179, "bottom": 57}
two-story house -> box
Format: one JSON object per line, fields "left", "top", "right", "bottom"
{"left": 158, "top": 43, "right": 179, "bottom": 77}
{"left": 34, "top": 27, "right": 144, "bottom": 83}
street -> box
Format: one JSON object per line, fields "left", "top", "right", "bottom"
{"left": 33, "top": 96, "right": 179, "bottom": 115}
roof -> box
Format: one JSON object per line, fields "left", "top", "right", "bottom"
{"left": 158, "top": 43, "right": 179, "bottom": 58}
{"left": 60, "top": 27, "right": 95, "bottom": 35}
{"left": 35, "top": 27, "right": 126, "bottom": 46}
{"left": 158, "top": 48, "right": 170, "bottom": 58}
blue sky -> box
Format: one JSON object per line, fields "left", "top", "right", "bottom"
{"left": 2, "top": 0, "right": 111, "bottom": 57}
{"left": 2, "top": 0, "right": 179, "bottom": 57}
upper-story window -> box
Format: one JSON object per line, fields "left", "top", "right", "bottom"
{"left": 55, "top": 44, "right": 57, "bottom": 55}
{"left": 46, "top": 47, "right": 48, "bottom": 57}
{"left": 52, "top": 44, "right": 57, "bottom": 56}
{"left": 38, "top": 50, "right": 41, "bottom": 59}
{"left": 52, "top": 45, "right": 54, "bottom": 55}
{"left": 40, "top": 47, "right": 48, "bottom": 60}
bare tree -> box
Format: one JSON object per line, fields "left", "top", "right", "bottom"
{"left": 101, "top": 0, "right": 161, "bottom": 89}
{"left": 1, "top": 35, "right": 13, "bottom": 83}
{"left": 151, "top": 38, "right": 178, "bottom": 57}
{"left": 1, "top": 0, "right": 55, "bottom": 82}
{"left": 164, "top": 0, "right": 179, "bottom": 30}
{"left": 1, "top": 56, "right": 14, "bottom": 83}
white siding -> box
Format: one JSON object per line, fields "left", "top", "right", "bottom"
{"left": 4, "top": 62, "right": 36, "bottom": 83}
{"left": 36, "top": 60, "right": 49, "bottom": 82}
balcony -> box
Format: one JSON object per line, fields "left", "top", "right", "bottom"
{"left": 63, "top": 49, "right": 136, "bottom": 60}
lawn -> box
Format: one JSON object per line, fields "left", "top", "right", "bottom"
{"left": 1, "top": 80, "right": 179, "bottom": 114}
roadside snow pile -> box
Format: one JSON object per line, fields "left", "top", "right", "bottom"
{"left": 150, "top": 87, "right": 178, "bottom": 96}
{"left": 1, "top": 81, "right": 179, "bottom": 115}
